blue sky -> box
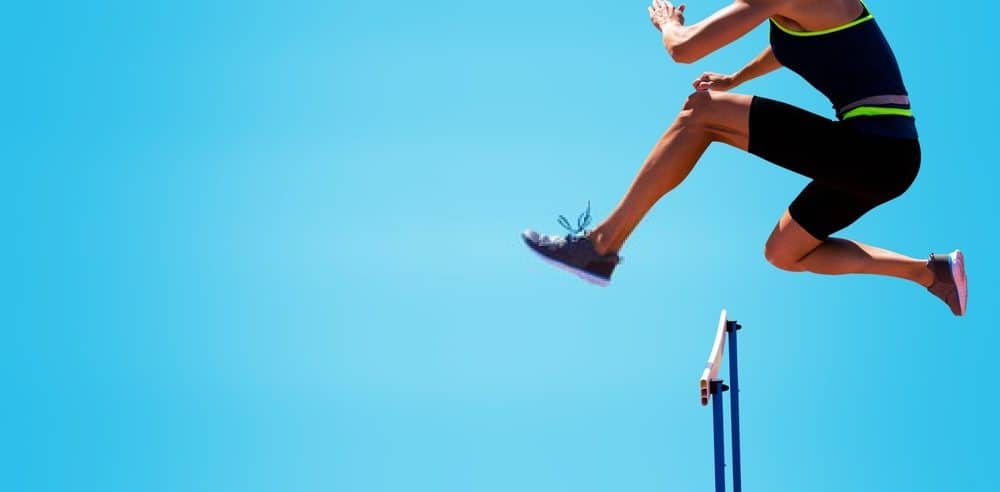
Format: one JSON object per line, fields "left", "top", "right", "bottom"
{"left": 6, "top": 1, "right": 999, "bottom": 491}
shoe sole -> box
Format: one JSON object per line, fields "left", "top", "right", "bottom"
{"left": 950, "top": 249, "right": 967, "bottom": 316}
{"left": 525, "top": 246, "right": 611, "bottom": 287}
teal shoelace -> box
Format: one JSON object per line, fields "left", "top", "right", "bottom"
{"left": 557, "top": 201, "right": 592, "bottom": 237}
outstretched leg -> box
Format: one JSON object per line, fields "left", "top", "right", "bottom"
{"left": 764, "top": 209, "right": 933, "bottom": 286}
{"left": 765, "top": 210, "right": 967, "bottom": 315}
{"left": 589, "top": 91, "right": 753, "bottom": 255}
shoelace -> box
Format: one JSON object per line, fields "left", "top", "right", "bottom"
{"left": 548, "top": 201, "right": 621, "bottom": 263}
{"left": 557, "top": 201, "right": 592, "bottom": 237}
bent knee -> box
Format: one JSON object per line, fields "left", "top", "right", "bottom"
{"left": 763, "top": 243, "right": 807, "bottom": 272}
{"left": 676, "top": 91, "right": 715, "bottom": 128}
{"left": 683, "top": 90, "right": 714, "bottom": 110}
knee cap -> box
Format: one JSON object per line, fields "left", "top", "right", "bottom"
{"left": 764, "top": 245, "right": 804, "bottom": 272}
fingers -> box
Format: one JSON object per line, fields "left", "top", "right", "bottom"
{"left": 650, "top": 1, "right": 668, "bottom": 20}
{"left": 691, "top": 73, "right": 729, "bottom": 92}
{"left": 660, "top": 1, "right": 682, "bottom": 21}
{"left": 655, "top": 0, "right": 673, "bottom": 14}
{"left": 692, "top": 74, "right": 709, "bottom": 89}
{"left": 650, "top": 0, "right": 685, "bottom": 26}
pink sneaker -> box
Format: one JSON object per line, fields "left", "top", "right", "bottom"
{"left": 926, "top": 250, "right": 967, "bottom": 316}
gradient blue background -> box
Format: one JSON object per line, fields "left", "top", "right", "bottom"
{"left": 6, "top": 1, "right": 998, "bottom": 490}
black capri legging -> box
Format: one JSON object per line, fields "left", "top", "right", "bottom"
{"left": 747, "top": 96, "right": 921, "bottom": 241}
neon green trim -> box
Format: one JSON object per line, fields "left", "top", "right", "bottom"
{"left": 842, "top": 106, "right": 913, "bottom": 119}
{"left": 771, "top": 1, "right": 874, "bottom": 37}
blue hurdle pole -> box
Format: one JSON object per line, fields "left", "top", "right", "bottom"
{"left": 727, "top": 321, "right": 743, "bottom": 492}
{"left": 710, "top": 380, "right": 727, "bottom": 492}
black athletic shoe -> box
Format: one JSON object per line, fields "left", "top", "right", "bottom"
{"left": 926, "top": 250, "right": 967, "bottom": 316}
{"left": 521, "top": 202, "right": 621, "bottom": 286}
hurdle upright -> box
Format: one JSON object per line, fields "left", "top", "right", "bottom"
{"left": 699, "top": 309, "right": 744, "bottom": 492}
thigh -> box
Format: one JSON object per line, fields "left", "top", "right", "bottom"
{"left": 748, "top": 97, "right": 922, "bottom": 196}
{"left": 786, "top": 181, "right": 883, "bottom": 241}
{"left": 684, "top": 90, "right": 754, "bottom": 150}
{"left": 747, "top": 96, "right": 869, "bottom": 186}
{"left": 765, "top": 208, "right": 823, "bottom": 264}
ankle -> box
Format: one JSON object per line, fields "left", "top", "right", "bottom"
{"left": 916, "top": 261, "right": 934, "bottom": 287}
{"left": 588, "top": 230, "right": 617, "bottom": 256}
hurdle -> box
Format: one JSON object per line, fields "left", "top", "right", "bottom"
{"left": 699, "top": 309, "right": 743, "bottom": 492}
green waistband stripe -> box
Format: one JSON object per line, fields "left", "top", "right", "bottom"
{"left": 841, "top": 106, "right": 914, "bottom": 119}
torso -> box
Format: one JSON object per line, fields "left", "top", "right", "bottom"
{"left": 764, "top": 0, "right": 918, "bottom": 139}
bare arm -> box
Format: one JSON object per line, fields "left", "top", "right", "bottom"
{"left": 693, "top": 46, "right": 781, "bottom": 91}
{"left": 649, "top": 0, "right": 783, "bottom": 64}
{"left": 731, "top": 45, "right": 781, "bottom": 85}
{"left": 691, "top": 45, "right": 781, "bottom": 91}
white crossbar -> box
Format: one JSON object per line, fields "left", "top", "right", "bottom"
{"left": 699, "top": 309, "right": 728, "bottom": 406}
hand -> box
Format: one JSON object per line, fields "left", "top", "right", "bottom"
{"left": 649, "top": 0, "right": 686, "bottom": 32}
{"left": 692, "top": 72, "right": 737, "bottom": 91}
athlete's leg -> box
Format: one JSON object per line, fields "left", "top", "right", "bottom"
{"left": 589, "top": 90, "right": 752, "bottom": 255}
{"left": 764, "top": 209, "right": 934, "bottom": 286}
{"left": 741, "top": 95, "right": 932, "bottom": 285}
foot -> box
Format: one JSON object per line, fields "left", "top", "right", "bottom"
{"left": 521, "top": 230, "right": 621, "bottom": 286}
{"left": 925, "top": 250, "right": 967, "bottom": 316}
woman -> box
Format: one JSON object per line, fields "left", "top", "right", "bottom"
{"left": 521, "top": 0, "right": 968, "bottom": 316}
